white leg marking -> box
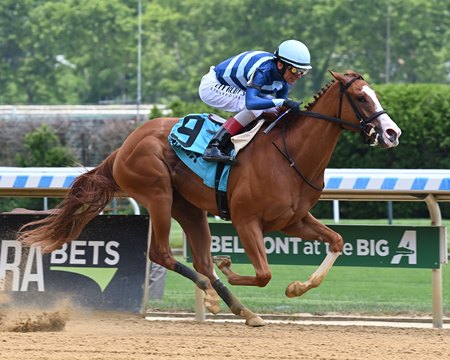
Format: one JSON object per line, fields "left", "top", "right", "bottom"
{"left": 285, "top": 252, "right": 341, "bottom": 297}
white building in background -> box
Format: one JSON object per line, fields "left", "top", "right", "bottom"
{"left": 0, "top": 104, "right": 169, "bottom": 122}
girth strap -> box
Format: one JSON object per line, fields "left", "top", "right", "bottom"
{"left": 214, "top": 162, "right": 231, "bottom": 220}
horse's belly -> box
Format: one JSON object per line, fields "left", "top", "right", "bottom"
{"left": 171, "top": 161, "right": 218, "bottom": 213}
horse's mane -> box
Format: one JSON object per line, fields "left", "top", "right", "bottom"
{"left": 305, "top": 80, "right": 336, "bottom": 110}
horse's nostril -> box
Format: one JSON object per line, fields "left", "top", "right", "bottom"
{"left": 386, "top": 129, "right": 397, "bottom": 142}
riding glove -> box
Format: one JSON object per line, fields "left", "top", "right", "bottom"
{"left": 283, "top": 99, "right": 303, "bottom": 114}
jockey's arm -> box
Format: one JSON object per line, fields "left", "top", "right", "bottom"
{"left": 245, "top": 86, "right": 286, "bottom": 110}
{"left": 275, "top": 86, "right": 290, "bottom": 100}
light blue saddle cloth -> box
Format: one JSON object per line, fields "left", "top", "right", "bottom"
{"left": 168, "top": 114, "right": 234, "bottom": 192}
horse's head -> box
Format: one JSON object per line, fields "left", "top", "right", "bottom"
{"left": 330, "top": 70, "right": 401, "bottom": 148}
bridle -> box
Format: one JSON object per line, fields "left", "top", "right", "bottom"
{"left": 300, "top": 74, "right": 387, "bottom": 145}
{"left": 271, "top": 73, "right": 388, "bottom": 191}
{"left": 337, "top": 74, "right": 387, "bottom": 145}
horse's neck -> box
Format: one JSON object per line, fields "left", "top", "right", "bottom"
{"left": 288, "top": 92, "right": 342, "bottom": 182}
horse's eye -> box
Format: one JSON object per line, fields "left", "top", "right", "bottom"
{"left": 357, "top": 95, "right": 366, "bottom": 103}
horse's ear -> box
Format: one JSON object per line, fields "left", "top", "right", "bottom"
{"left": 344, "top": 70, "right": 364, "bottom": 80}
{"left": 329, "top": 70, "right": 364, "bottom": 83}
{"left": 328, "top": 70, "right": 345, "bottom": 82}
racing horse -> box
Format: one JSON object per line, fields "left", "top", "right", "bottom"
{"left": 18, "top": 71, "right": 401, "bottom": 326}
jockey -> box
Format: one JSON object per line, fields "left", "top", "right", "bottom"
{"left": 199, "top": 39, "right": 312, "bottom": 164}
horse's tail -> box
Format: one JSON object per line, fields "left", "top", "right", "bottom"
{"left": 18, "top": 150, "right": 120, "bottom": 253}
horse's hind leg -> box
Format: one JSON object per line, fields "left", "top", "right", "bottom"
{"left": 114, "top": 136, "right": 216, "bottom": 304}
{"left": 172, "top": 194, "right": 265, "bottom": 327}
{"left": 147, "top": 200, "right": 210, "bottom": 293}
{"left": 119, "top": 167, "right": 210, "bottom": 293}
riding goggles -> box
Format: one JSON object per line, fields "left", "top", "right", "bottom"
{"left": 287, "top": 66, "right": 309, "bottom": 76}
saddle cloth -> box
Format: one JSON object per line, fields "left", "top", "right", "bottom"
{"left": 168, "top": 113, "right": 263, "bottom": 192}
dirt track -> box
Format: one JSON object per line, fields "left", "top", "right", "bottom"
{"left": 0, "top": 309, "right": 449, "bottom": 360}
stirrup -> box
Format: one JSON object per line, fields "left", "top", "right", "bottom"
{"left": 203, "top": 147, "right": 237, "bottom": 165}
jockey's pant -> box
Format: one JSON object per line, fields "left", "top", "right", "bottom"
{"left": 199, "top": 67, "right": 278, "bottom": 128}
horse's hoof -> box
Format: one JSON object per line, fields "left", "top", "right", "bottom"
{"left": 204, "top": 296, "right": 221, "bottom": 314}
{"left": 212, "top": 255, "right": 231, "bottom": 269}
{"left": 240, "top": 308, "right": 265, "bottom": 327}
{"left": 204, "top": 288, "right": 221, "bottom": 314}
{"left": 245, "top": 316, "right": 266, "bottom": 327}
{"left": 205, "top": 300, "right": 221, "bottom": 314}
{"left": 285, "top": 281, "right": 308, "bottom": 298}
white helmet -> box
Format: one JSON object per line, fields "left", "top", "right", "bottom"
{"left": 274, "top": 40, "right": 312, "bottom": 70}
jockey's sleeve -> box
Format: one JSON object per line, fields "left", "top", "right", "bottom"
{"left": 245, "top": 87, "right": 285, "bottom": 110}
{"left": 276, "top": 85, "right": 290, "bottom": 100}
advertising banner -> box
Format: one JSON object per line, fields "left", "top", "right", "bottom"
{"left": 0, "top": 215, "right": 149, "bottom": 312}
{"left": 186, "top": 223, "right": 446, "bottom": 269}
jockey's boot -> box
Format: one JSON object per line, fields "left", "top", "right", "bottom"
{"left": 203, "top": 125, "right": 237, "bottom": 165}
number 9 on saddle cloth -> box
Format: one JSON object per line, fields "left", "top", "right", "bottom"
{"left": 168, "top": 113, "right": 263, "bottom": 219}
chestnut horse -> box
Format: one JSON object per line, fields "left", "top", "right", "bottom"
{"left": 18, "top": 71, "right": 401, "bottom": 326}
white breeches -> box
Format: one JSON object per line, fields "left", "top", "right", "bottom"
{"left": 199, "top": 67, "right": 277, "bottom": 127}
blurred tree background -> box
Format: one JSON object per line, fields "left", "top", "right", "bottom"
{"left": 0, "top": 0, "right": 449, "bottom": 217}
{"left": 0, "top": 0, "right": 448, "bottom": 105}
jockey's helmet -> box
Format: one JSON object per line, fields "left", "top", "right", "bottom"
{"left": 274, "top": 40, "right": 312, "bottom": 71}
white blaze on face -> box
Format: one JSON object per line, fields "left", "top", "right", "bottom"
{"left": 362, "top": 85, "right": 402, "bottom": 147}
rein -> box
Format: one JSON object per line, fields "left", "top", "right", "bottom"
{"left": 296, "top": 110, "right": 361, "bottom": 130}
{"left": 271, "top": 74, "right": 386, "bottom": 191}
{"left": 271, "top": 119, "right": 324, "bottom": 191}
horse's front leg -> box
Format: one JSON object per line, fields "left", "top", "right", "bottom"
{"left": 281, "top": 212, "right": 343, "bottom": 297}
{"left": 216, "top": 220, "right": 272, "bottom": 287}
